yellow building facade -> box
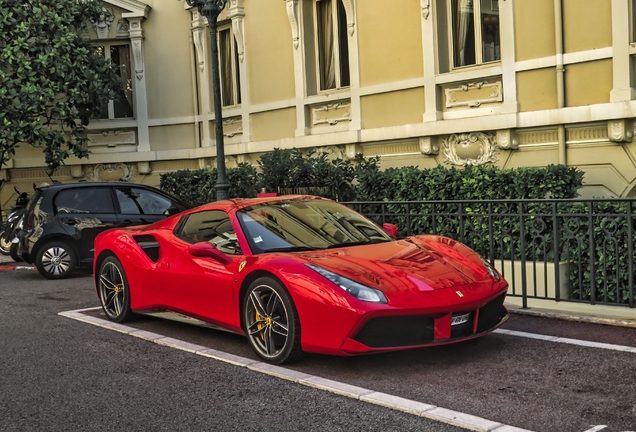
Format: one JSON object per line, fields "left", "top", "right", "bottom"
{"left": 3, "top": 0, "right": 636, "bottom": 208}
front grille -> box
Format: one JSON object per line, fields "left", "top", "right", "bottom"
{"left": 353, "top": 316, "right": 435, "bottom": 348}
{"left": 476, "top": 293, "right": 507, "bottom": 333}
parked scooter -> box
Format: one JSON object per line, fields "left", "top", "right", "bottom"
{"left": 0, "top": 187, "right": 30, "bottom": 261}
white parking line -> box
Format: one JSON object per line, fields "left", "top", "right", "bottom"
{"left": 494, "top": 329, "right": 636, "bottom": 353}
{"left": 582, "top": 426, "right": 607, "bottom": 432}
{"left": 59, "top": 307, "right": 533, "bottom": 432}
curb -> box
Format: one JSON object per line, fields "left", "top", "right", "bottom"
{"left": 0, "top": 263, "right": 35, "bottom": 272}
{"left": 508, "top": 306, "right": 636, "bottom": 329}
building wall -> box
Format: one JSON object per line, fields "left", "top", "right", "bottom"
{"left": 4, "top": 0, "right": 636, "bottom": 212}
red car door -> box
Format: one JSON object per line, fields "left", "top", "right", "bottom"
{"left": 159, "top": 210, "right": 242, "bottom": 329}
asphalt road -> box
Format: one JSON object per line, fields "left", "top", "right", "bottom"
{"left": 0, "top": 269, "right": 466, "bottom": 432}
{"left": 2, "top": 268, "right": 636, "bottom": 431}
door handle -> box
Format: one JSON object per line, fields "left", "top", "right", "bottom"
{"left": 160, "top": 262, "right": 170, "bottom": 269}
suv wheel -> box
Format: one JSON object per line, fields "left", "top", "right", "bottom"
{"left": 35, "top": 241, "right": 77, "bottom": 279}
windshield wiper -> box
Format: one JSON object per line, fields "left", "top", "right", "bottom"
{"left": 262, "top": 245, "right": 319, "bottom": 253}
{"left": 325, "top": 239, "right": 391, "bottom": 249}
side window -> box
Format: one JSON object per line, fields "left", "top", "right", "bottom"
{"left": 445, "top": 0, "right": 500, "bottom": 69}
{"left": 55, "top": 187, "right": 115, "bottom": 214}
{"left": 176, "top": 210, "right": 242, "bottom": 255}
{"left": 115, "top": 187, "right": 172, "bottom": 215}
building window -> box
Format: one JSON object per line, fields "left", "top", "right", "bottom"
{"left": 217, "top": 26, "right": 242, "bottom": 107}
{"left": 314, "top": 0, "right": 350, "bottom": 91}
{"left": 95, "top": 44, "right": 134, "bottom": 119}
{"left": 632, "top": 0, "right": 636, "bottom": 42}
{"left": 449, "top": 0, "right": 500, "bottom": 69}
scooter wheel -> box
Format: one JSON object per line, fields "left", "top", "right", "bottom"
{"left": 0, "top": 233, "right": 11, "bottom": 255}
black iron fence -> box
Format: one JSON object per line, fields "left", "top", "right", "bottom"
{"left": 343, "top": 199, "right": 636, "bottom": 309}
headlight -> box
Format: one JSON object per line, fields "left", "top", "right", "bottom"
{"left": 481, "top": 257, "right": 501, "bottom": 281}
{"left": 306, "top": 264, "right": 388, "bottom": 304}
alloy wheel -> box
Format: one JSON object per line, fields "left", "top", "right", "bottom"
{"left": 245, "top": 284, "right": 291, "bottom": 360}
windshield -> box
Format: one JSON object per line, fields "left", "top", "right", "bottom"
{"left": 236, "top": 200, "right": 393, "bottom": 254}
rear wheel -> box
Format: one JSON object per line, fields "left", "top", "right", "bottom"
{"left": 98, "top": 256, "right": 134, "bottom": 323}
{"left": 35, "top": 241, "right": 76, "bottom": 279}
{"left": 243, "top": 277, "right": 302, "bottom": 364}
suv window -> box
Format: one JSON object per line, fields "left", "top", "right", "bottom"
{"left": 115, "top": 187, "right": 172, "bottom": 215}
{"left": 176, "top": 210, "right": 242, "bottom": 255}
{"left": 55, "top": 187, "right": 115, "bottom": 214}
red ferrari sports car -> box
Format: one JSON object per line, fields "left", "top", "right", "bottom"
{"left": 94, "top": 195, "right": 509, "bottom": 364}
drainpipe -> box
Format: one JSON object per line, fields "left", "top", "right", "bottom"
{"left": 555, "top": 0, "right": 567, "bottom": 165}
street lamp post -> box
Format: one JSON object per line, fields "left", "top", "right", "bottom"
{"left": 183, "top": 0, "right": 229, "bottom": 201}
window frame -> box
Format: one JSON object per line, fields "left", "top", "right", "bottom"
{"left": 94, "top": 42, "right": 135, "bottom": 120}
{"left": 447, "top": 0, "right": 501, "bottom": 71}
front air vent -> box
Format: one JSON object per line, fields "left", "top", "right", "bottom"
{"left": 134, "top": 235, "right": 160, "bottom": 262}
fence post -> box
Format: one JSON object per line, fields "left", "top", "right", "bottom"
{"left": 589, "top": 202, "right": 596, "bottom": 305}
{"left": 553, "top": 201, "right": 561, "bottom": 301}
{"left": 520, "top": 201, "right": 528, "bottom": 309}
{"left": 628, "top": 202, "right": 634, "bottom": 308}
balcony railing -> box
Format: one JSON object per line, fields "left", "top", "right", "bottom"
{"left": 343, "top": 199, "right": 636, "bottom": 309}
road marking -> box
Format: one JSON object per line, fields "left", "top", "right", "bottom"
{"left": 494, "top": 329, "right": 636, "bottom": 353}
{"left": 60, "top": 307, "right": 533, "bottom": 432}
{"left": 582, "top": 426, "right": 607, "bottom": 432}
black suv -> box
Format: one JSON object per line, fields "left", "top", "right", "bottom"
{"left": 18, "top": 182, "right": 189, "bottom": 279}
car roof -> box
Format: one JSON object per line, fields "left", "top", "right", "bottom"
{"left": 38, "top": 182, "right": 160, "bottom": 192}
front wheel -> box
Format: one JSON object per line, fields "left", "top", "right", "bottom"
{"left": 0, "top": 232, "right": 11, "bottom": 255}
{"left": 9, "top": 242, "right": 22, "bottom": 263}
{"left": 35, "top": 241, "right": 77, "bottom": 279}
{"left": 243, "top": 277, "right": 302, "bottom": 364}
{"left": 98, "top": 256, "right": 135, "bottom": 323}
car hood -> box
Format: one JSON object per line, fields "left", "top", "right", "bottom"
{"left": 296, "top": 236, "right": 492, "bottom": 293}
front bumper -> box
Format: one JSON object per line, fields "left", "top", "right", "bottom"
{"left": 340, "top": 292, "right": 509, "bottom": 353}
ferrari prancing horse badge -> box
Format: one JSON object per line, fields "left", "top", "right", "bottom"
{"left": 239, "top": 261, "right": 247, "bottom": 272}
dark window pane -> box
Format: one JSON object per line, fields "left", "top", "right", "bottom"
{"left": 219, "top": 29, "right": 235, "bottom": 106}
{"left": 316, "top": 0, "right": 336, "bottom": 90}
{"left": 111, "top": 45, "right": 134, "bottom": 118}
{"left": 55, "top": 188, "right": 115, "bottom": 214}
{"left": 337, "top": 0, "right": 350, "bottom": 87}
{"left": 234, "top": 40, "right": 242, "bottom": 105}
{"left": 451, "top": 0, "right": 476, "bottom": 67}
{"left": 480, "top": 0, "right": 500, "bottom": 63}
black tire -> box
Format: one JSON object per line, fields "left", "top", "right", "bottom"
{"left": 9, "top": 242, "right": 22, "bottom": 263}
{"left": 35, "top": 240, "right": 77, "bottom": 279}
{"left": 97, "top": 256, "right": 135, "bottom": 323}
{"left": 243, "top": 277, "right": 302, "bottom": 364}
{"left": 0, "top": 233, "right": 11, "bottom": 255}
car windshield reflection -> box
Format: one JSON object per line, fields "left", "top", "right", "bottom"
{"left": 236, "top": 200, "right": 393, "bottom": 254}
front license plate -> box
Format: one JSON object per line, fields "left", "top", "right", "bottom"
{"left": 451, "top": 313, "right": 470, "bottom": 326}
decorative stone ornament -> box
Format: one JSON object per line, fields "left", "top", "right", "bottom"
{"left": 419, "top": 136, "right": 439, "bottom": 155}
{"left": 421, "top": 0, "right": 431, "bottom": 19}
{"left": 228, "top": 0, "right": 245, "bottom": 62}
{"left": 340, "top": 0, "right": 355, "bottom": 35}
{"left": 496, "top": 129, "right": 519, "bottom": 150}
{"left": 442, "top": 132, "right": 499, "bottom": 166}
{"left": 608, "top": 119, "right": 634, "bottom": 143}
{"left": 91, "top": 7, "right": 115, "bottom": 39}
{"left": 284, "top": 0, "right": 300, "bottom": 49}
{"left": 345, "top": 144, "right": 363, "bottom": 160}
{"left": 85, "top": 163, "right": 137, "bottom": 182}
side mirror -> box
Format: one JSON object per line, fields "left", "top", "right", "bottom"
{"left": 188, "top": 242, "right": 232, "bottom": 265}
{"left": 166, "top": 206, "right": 181, "bottom": 216}
{"left": 382, "top": 223, "right": 399, "bottom": 238}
